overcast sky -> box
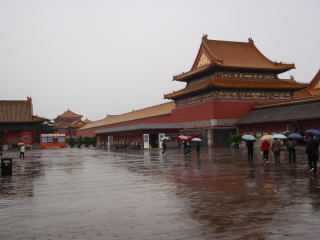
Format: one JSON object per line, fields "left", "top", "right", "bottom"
{"left": 0, "top": 0, "right": 319, "bottom": 120}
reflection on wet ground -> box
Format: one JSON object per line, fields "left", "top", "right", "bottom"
{"left": 1, "top": 147, "right": 320, "bottom": 239}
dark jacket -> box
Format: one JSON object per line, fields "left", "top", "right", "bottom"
{"left": 246, "top": 141, "right": 254, "bottom": 149}
{"left": 306, "top": 138, "right": 319, "bottom": 158}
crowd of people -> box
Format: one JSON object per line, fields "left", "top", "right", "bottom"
{"left": 246, "top": 134, "right": 319, "bottom": 173}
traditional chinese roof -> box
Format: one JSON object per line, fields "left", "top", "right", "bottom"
{"left": 294, "top": 69, "right": 320, "bottom": 98}
{"left": 294, "top": 88, "right": 320, "bottom": 98}
{"left": 69, "top": 120, "right": 87, "bottom": 128}
{"left": 164, "top": 78, "right": 307, "bottom": 99}
{"left": 238, "top": 95, "right": 320, "bottom": 124}
{"left": 173, "top": 35, "right": 295, "bottom": 81}
{"left": 79, "top": 102, "right": 175, "bottom": 130}
{"left": 309, "top": 69, "right": 320, "bottom": 89}
{"left": 0, "top": 97, "right": 44, "bottom": 123}
{"left": 96, "top": 123, "right": 184, "bottom": 134}
{"left": 57, "top": 109, "right": 82, "bottom": 119}
{"left": 83, "top": 119, "right": 92, "bottom": 124}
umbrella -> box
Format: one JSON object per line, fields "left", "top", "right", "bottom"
{"left": 272, "top": 134, "right": 287, "bottom": 139}
{"left": 242, "top": 135, "right": 255, "bottom": 141}
{"left": 287, "top": 133, "right": 303, "bottom": 139}
{"left": 178, "top": 135, "right": 189, "bottom": 140}
{"left": 305, "top": 129, "right": 320, "bottom": 135}
{"left": 17, "top": 142, "right": 25, "bottom": 146}
{"left": 191, "top": 138, "right": 202, "bottom": 142}
{"left": 161, "top": 137, "right": 170, "bottom": 141}
{"left": 260, "top": 135, "right": 273, "bottom": 141}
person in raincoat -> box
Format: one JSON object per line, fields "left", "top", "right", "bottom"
{"left": 261, "top": 140, "right": 270, "bottom": 163}
{"left": 271, "top": 138, "right": 282, "bottom": 164}
{"left": 246, "top": 140, "right": 255, "bottom": 161}
{"left": 306, "top": 134, "right": 319, "bottom": 173}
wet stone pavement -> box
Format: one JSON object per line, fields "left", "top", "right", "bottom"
{"left": 1, "top": 147, "right": 320, "bottom": 240}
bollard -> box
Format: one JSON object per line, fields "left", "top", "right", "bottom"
{"left": 1, "top": 158, "right": 13, "bottom": 176}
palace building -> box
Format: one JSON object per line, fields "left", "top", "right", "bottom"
{"left": 77, "top": 35, "right": 308, "bottom": 148}
{"left": 54, "top": 109, "right": 89, "bottom": 137}
{"left": 164, "top": 35, "right": 306, "bottom": 145}
{"left": 0, "top": 97, "right": 44, "bottom": 149}
{"left": 238, "top": 69, "right": 320, "bottom": 136}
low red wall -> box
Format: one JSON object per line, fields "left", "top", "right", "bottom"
{"left": 76, "top": 100, "right": 271, "bottom": 137}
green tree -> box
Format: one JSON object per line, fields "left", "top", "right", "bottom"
{"left": 35, "top": 119, "right": 55, "bottom": 143}
{"left": 91, "top": 136, "right": 97, "bottom": 147}
{"left": 76, "top": 136, "right": 83, "bottom": 148}
{"left": 228, "top": 134, "right": 242, "bottom": 148}
{"left": 67, "top": 137, "right": 76, "bottom": 148}
{"left": 83, "top": 137, "right": 91, "bottom": 147}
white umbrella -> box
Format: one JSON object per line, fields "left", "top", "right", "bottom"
{"left": 191, "top": 138, "right": 202, "bottom": 142}
{"left": 161, "top": 137, "right": 170, "bottom": 141}
{"left": 273, "top": 134, "right": 287, "bottom": 139}
{"left": 242, "top": 135, "right": 255, "bottom": 141}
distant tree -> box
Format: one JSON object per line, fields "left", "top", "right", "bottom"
{"left": 228, "top": 134, "right": 242, "bottom": 149}
{"left": 83, "top": 137, "right": 91, "bottom": 147}
{"left": 35, "top": 119, "right": 55, "bottom": 143}
{"left": 91, "top": 136, "right": 97, "bottom": 147}
{"left": 76, "top": 136, "right": 83, "bottom": 148}
{"left": 67, "top": 137, "right": 76, "bottom": 148}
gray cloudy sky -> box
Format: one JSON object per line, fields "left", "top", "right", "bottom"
{"left": 0, "top": 0, "right": 319, "bottom": 120}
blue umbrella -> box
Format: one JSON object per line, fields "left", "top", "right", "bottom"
{"left": 305, "top": 129, "right": 320, "bottom": 135}
{"left": 242, "top": 135, "right": 256, "bottom": 141}
{"left": 287, "top": 133, "right": 303, "bottom": 139}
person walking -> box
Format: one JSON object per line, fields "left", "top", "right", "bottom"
{"left": 196, "top": 141, "right": 201, "bottom": 156}
{"left": 287, "top": 138, "right": 296, "bottom": 163}
{"left": 183, "top": 140, "right": 188, "bottom": 155}
{"left": 306, "top": 134, "right": 319, "bottom": 173}
{"left": 271, "top": 138, "right": 282, "bottom": 164}
{"left": 246, "top": 140, "right": 255, "bottom": 161}
{"left": 162, "top": 140, "right": 167, "bottom": 154}
{"left": 261, "top": 140, "right": 270, "bottom": 163}
{"left": 19, "top": 144, "right": 25, "bottom": 159}
{"left": 186, "top": 141, "right": 191, "bottom": 155}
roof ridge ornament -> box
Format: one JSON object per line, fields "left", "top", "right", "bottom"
{"left": 248, "top": 38, "right": 254, "bottom": 44}
{"left": 202, "top": 34, "right": 208, "bottom": 40}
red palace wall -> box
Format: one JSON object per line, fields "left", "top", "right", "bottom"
{"left": 77, "top": 100, "right": 275, "bottom": 137}
{"left": 239, "top": 119, "right": 320, "bottom": 136}
{"left": 239, "top": 122, "right": 288, "bottom": 136}
{"left": 170, "top": 100, "right": 266, "bottom": 122}
{"left": 4, "top": 131, "right": 34, "bottom": 145}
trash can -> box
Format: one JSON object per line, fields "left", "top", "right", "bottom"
{"left": 1, "top": 158, "right": 13, "bottom": 176}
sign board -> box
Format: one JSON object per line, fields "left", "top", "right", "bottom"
{"left": 143, "top": 134, "right": 149, "bottom": 149}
